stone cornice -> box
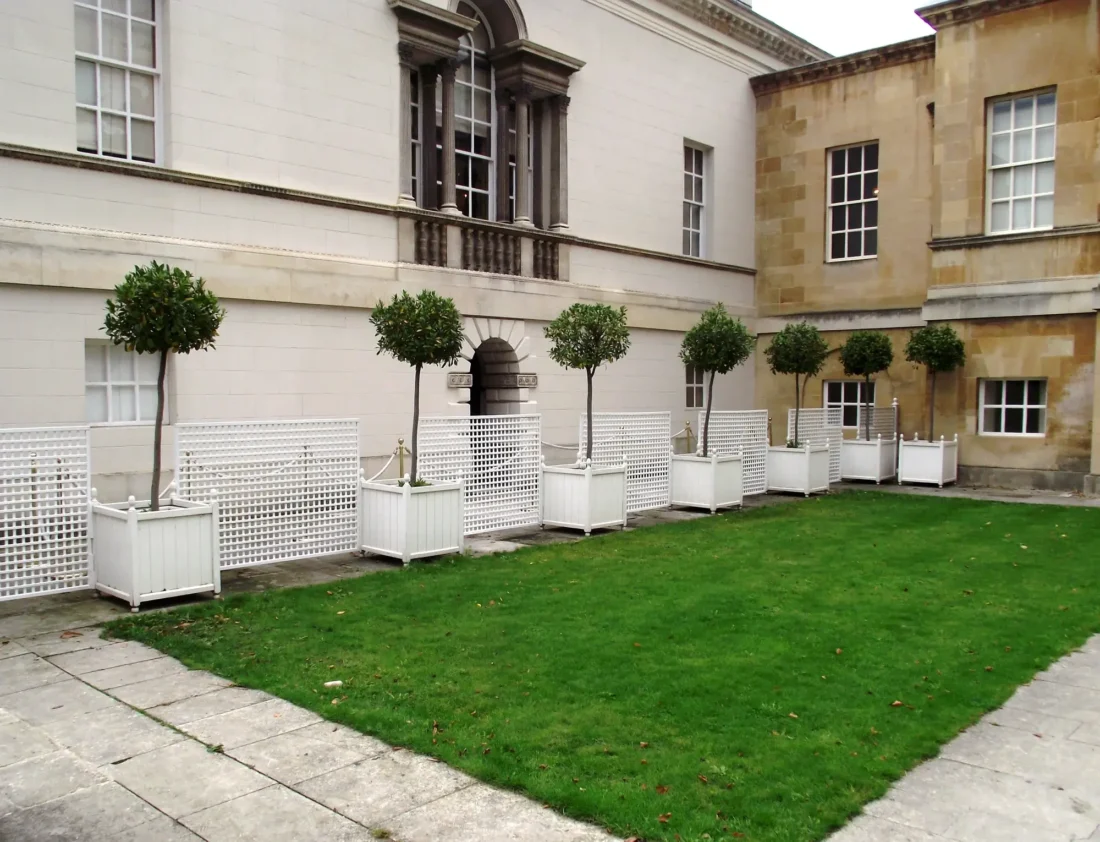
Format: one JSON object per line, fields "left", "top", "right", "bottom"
{"left": 928, "top": 223, "right": 1100, "bottom": 250}
{"left": 916, "top": 0, "right": 1055, "bottom": 29}
{"left": 388, "top": 0, "right": 476, "bottom": 64}
{"left": 656, "top": 0, "right": 830, "bottom": 67}
{"left": 489, "top": 40, "right": 585, "bottom": 99}
{"left": 750, "top": 36, "right": 936, "bottom": 96}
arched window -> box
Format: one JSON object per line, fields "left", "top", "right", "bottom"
{"left": 446, "top": 2, "right": 495, "bottom": 219}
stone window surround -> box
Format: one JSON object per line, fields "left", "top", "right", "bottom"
{"left": 824, "top": 380, "right": 876, "bottom": 429}
{"left": 391, "top": 0, "right": 583, "bottom": 232}
{"left": 978, "top": 377, "right": 1047, "bottom": 437}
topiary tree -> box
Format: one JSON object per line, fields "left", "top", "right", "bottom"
{"left": 764, "top": 321, "right": 829, "bottom": 446}
{"left": 371, "top": 290, "right": 464, "bottom": 484}
{"left": 680, "top": 304, "right": 755, "bottom": 457}
{"left": 839, "top": 330, "right": 894, "bottom": 441}
{"left": 905, "top": 324, "right": 966, "bottom": 440}
{"left": 545, "top": 303, "right": 631, "bottom": 462}
{"left": 104, "top": 262, "right": 225, "bottom": 511}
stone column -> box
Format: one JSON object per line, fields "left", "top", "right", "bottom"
{"left": 439, "top": 59, "right": 461, "bottom": 216}
{"left": 419, "top": 65, "right": 439, "bottom": 211}
{"left": 513, "top": 87, "right": 533, "bottom": 228}
{"left": 397, "top": 44, "right": 417, "bottom": 208}
{"left": 495, "top": 91, "right": 511, "bottom": 222}
{"left": 550, "top": 95, "right": 570, "bottom": 231}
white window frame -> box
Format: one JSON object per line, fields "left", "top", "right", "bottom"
{"left": 74, "top": 0, "right": 162, "bottom": 165}
{"left": 686, "top": 364, "right": 705, "bottom": 409}
{"left": 683, "top": 144, "right": 705, "bottom": 258}
{"left": 824, "top": 380, "right": 875, "bottom": 429}
{"left": 978, "top": 378, "right": 1047, "bottom": 437}
{"left": 986, "top": 90, "right": 1057, "bottom": 235}
{"left": 84, "top": 341, "right": 163, "bottom": 426}
{"left": 826, "top": 141, "right": 879, "bottom": 263}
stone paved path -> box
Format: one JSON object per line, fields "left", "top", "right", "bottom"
{"left": 0, "top": 628, "right": 617, "bottom": 842}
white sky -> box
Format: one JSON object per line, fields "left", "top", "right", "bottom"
{"left": 751, "top": 0, "right": 935, "bottom": 57}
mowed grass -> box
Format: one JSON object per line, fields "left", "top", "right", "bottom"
{"left": 107, "top": 493, "right": 1100, "bottom": 842}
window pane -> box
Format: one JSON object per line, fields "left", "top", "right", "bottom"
{"left": 831, "top": 205, "right": 845, "bottom": 233}
{"left": 990, "top": 134, "right": 1010, "bottom": 167}
{"left": 86, "top": 385, "right": 108, "bottom": 424}
{"left": 864, "top": 143, "right": 879, "bottom": 171}
{"left": 1014, "top": 96, "right": 1034, "bottom": 129}
{"left": 843, "top": 382, "right": 858, "bottom": 401}
{"left": 1037, "top": 92, "right": 1056, "bottom": 125}
{"left": 682, "top": 230, "right": 691, "bottom": 256}
{"left": 108, "top": 343, "right": 133, "bottom": 380}
{"left": 471, "top": 191, "right": 488, "bottom": 220}
{"left": 846, "top": 174, "right": 860, "bottom": 202}
{"left": 455, "top": 86, "right": 471, "bottom": 121}
{"left": 690, "top": 232, "right": 701, "bottom": 257}
{"left": 100, "top": 65, "right": 126, "bottom": 111}
{"left": 843, "top": 406, "right": 858, "bottom": 428}
{"left": 132, "top": 21, "right": 155, "bottom": 67}
{"left": 864, "top": 201, "right": 878, "bottom": 228}
{"left": 865, "top": 382, "right": 876, "bottom": 401}
{"left": 85, "top": 344, "right": 106, "bottom": 382}
{"left": 138, "top": 385, "right": 158, "bottom": 421}
{"left": 1004, "top": 407, "right": 1024, "bottom": 433}
{"left": 102, "top": 13, "right": 129, "bottom": 62}
{"left": 1012, "top": 198, "right": 1032, "bottom": 230}
{"left": 1005, "top": 380, "right": 1025, "bottom": 404}
{"left": 831, "top": 177, "right": 845, "bottom": 204}
{"left": 684, "top": 146, "right": 693, "bottom": 172}
{"left": 847, "top": 204, "right": 862, "bottom": 229}
{"left": 1012, "top": 131, "right": 1033, "bottom": 163}
{"left": 112, "top": 386, "right": 136, "bottom": 422}
{"left": 693, "top": 148, "right": 703, "bottom": 174}
{"left": 1035, "top": 125, "right": 1055, "bottom": 159}
{"left": 75, "top": 60, "right": 97, "bottom": 106}
{"left": 686, "top": 387, "right": 694, "bottom": 407}
{"left": 1035, "top": 195, "right": 1053, "bottom": 228}
{"left": 101, "top": 113, "right": 127, "bottom": 156}
{"left": 473, "top": 90, "right": 489, "bottom": 123}
{"left": 691, "top": 205, "right": 702, "bottom": 229}
{"left": 827, "top": 382, "right": 841, "bottom": 402}
{"left": 863, "top": 229, "right": 878, "bottom": 256}
{"left": 831, "top": 233, "right": 845, "bottom": 260}
{"left": 132, "top": 0, "right": 155, "bottom": 21}
{"left": 683, "top": 203, "right": 692, "bottom": 229}
{"left": 983, "top": 380, "right": 1002, "bottom": 404}
{"left": 847, "top": 231, "right": 861, "bottom": 257}
{"left": 684, "top": 174, "right": 693, "bottom": 201}
{"left": 1026, "top": 407, "right": 1045, "bottom": 434}
{"left": 983, "top": 407, "right": 1002, "bottom": 432}
{"left": 103, "top": 0, "right": 128, "bottom": 12}
{"left": 991, "top": 201, "right": 1010, "bottom": 232}
{"left": 134, "top": 350, "right": 159, "bottom": 383}
{"left": 991, "top": 169, "right": 1011, "bottom": 200}
{"left": 77, "top": 108, "right": 98, "bottom": 152}
{"left": 1036, "top": 161, "right": 1055, "bottom": 193}
{"left": 863, "top": 171, "right": 878, "bottom": 199}
{"left": 847, "top": 146, "right": 862, "bottom": 172}
{"left": 75, "top": 5, "right": 99, "bottom": 54}
{"left": 831, "top": 149, "right": 845, "bottom": 176}
{"left": 130, "top": 72, "right": 154, "bottom": 117}
{"left": 992, "top": 101, "right": 1012, "bottom": 132}
{"left": 1012, "top": 164, "right": 1033, "bottom": 196}
{"left": 693, "top": 176, "right": 703, "bottom": 203}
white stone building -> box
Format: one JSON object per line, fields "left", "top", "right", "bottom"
{"left": 0, "top": 0, "right": 824, "bottom": 498}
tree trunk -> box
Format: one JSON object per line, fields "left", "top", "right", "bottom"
{"left": 410, "top": 363, "right": 422, "bottom": 483}
{"left": 702, "top": 369, "right": 716, "bottom": 457}
{"left": 929, "top": 370, "right": 937, "bottom": 440}
{"left": 149, "top": 349, "right": 168, "bottom": 512}
{"left": 864, "top": 374, "right": 872, "bottom": 441}
{"left": 585, "top": 368, "right": 594, "bottom": 462}
{"left": 793, "top": 373, "right": 801, "bottom": 445}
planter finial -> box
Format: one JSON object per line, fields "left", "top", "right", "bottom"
{"left": 91, "top": 487, "right": 98, "bottom": 503}
{"left": 127, "top": 495, "right": 137, "bottom": 510}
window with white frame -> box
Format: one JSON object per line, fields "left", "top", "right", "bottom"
{"left": 827, "top": 142, "right": 878, "bottom": 261}
{"left": 74, "top": 0, "right": 158, "bottom": 163}
{"left": 683, "top": 145, "right": 705, "bottom": 257}
{"left": 987, "top": 91, "right": 1056, "bottom": 233}
{"left": 825, "top": 380, "right": 875, "bottom": 429}
{"left": 84, "top": 342, "right": 161, "bottom": 424}
{"left": 410, "top": 69, "right": 421, "bottom": 203}
{"left": 979, "top": 379, "right": 1047, "bottom": 435}
{"left": 686, "top": 364, "right": 705, "bottom": 409}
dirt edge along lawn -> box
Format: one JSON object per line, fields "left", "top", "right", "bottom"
{"left": 106, "top": 492, "right": 1100, "bottom": 842}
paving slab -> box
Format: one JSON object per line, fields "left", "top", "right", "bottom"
{"left": 146, "top": 685, "right": 273, "bottom": 726}
{"left": 18, "top": 626, "right": 113, "bottom": 657}
{"left": 387, "top": 781, "right": 614, "bottom": 842}
{"left": 939, "top": 721, "right": 1100, "bottom": 788}
{"left": 0, "top": 653, "right": 67, "bottom": 695}
{"left": 984, "top": 705, "right": 1087, "bottom": 739}
{"left": 43, "top": 704, "right": 184, "bottom": 766}
{"left": 0, "top": 640, "right": 29, "bottom": 660}
{"left": 0, "top": 599, "right": 122, "bottom": 640}
{"left": 113, "top": 814, "right": 205, "bottom": 842}
{"left": 79, "top": 653, "right": 188, "bottom": 690}
{"left": 108, "top": 665, "right": 230, "bottom": 708}
{"left": 48, "top": 639, "right": 164, "bottom": 676}
{"left": 297, "top": 749, "right": 476, "bottom": 827}
{"left": 942, "top": 808, "right": 1075, "bottom": 842}
{"left": 0, "top": 678, "right": 120, "bottom": 725}
{"left": 180, "top": 696, "right": 322, "bottom": 749}
{"left": 0, "top": 719, "right": 59, "bottom": 768}
{"left": 0, "top": 780, "right": 162, "bottom": 842}
{"left": 228, "top": 728, "right": 367, "bottom": 785}
{"left": 293, "top": 720, "right": 390, "bottom": 758}
{"left": 183, "top": 784, "right": 375, "bottom": 842}
{"left": 0, "top": 750, "right": 105, "bottom": 811}
{"left": 110, "top": 739, "right": 271, "bottom": 819}
{"left": 1003, "top": 679, "right": 1100, "bottom": 723}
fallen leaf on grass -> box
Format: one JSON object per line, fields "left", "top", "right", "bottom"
{"left": 891, "top": 700, "right": 903, "bottom": 707}
{"left": 639, "top": 742, "right": 649, "bottom": 749}
{"left": 59, "top": 630, "right": 83, "bottom": 639}
{"left": 697, "top": 774, "right": 709, "bottom": 783}
{"left": 656, "top": 785, "right": 670, "bottom": 794}
{"left": 336, "top": 611, "right": 346, "bottom": 616}
{"left": 788, "top": 713, "right": 799, "bottom": 719}
{"left": 658, "top": 813, "right": 671, "bottom": 823}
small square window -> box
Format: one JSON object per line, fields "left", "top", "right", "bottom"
{"left": 824, "top": 380, "right": 876, "bottom": 430}
{"left": 84, "top": 341, "right": 163, "bottom": 424}
{"left": 686, "top": 364, "right": 706, "bottom": 409}
{"left": 979, "top": 378, "right": 1046, "bottom": 435}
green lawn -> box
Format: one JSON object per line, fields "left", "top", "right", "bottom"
{"left": 107, "top": 493, "right": 1100, "bottom": 842}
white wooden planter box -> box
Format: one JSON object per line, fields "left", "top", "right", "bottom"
{"left": 767, "top": 445, "right": 830, "bottom": 496}
{"left": 359, "top": 477, "right": 464, "bottom": 564}
{"left": 670, "top": 453, "right": 743, "bottom": 513}
{"left": 898, "top": 435, "right": 958, "bottom": 487}
{"left": 91, "top": 496, "right": 220, "bottom": 612}
{"left": 841, "top": 436, "right": 898, "bottom": 483}
{"left": 542, "top": 462, "right": 627, "bottom": 534}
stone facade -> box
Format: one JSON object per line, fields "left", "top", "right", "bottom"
{"left": 752, "top": 0, "right": 1100, "bottom": 490}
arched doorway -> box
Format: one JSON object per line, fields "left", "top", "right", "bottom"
{"left": 469, "top": 337, "right": 521, "bottom": 416}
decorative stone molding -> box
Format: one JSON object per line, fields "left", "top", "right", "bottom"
{"left": 916, "top": 0, "right": 1055, "bottom": 29}
{"left": 922, "top": 276, "right": 1100, "bottom": 321}
{"left": 656, "top": 0, "right": 830, "bottom": 67}
{"left": 490, "top": 40, "right": 585, "bottom": 99}
{"left": 928, "top": 224, "right": 1100, "bottom": 251}
{"left": 460, "top": 317, "right": 532, "bottom": 365}
{"left": 750, "top": 36, "right": 936, "bottom": 96}
{"left": 388, "top": 0, "right": 475, "bottom": 65}
{"left": 756, "top": 308, "right": 926, "bottom": 335}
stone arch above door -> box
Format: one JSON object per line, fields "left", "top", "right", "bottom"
{"left": 453, "top": 317, "right": 537, "bottom": 413}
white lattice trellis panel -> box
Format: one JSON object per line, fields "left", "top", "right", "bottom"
{"left": 1, "top": 427, "right": 91, "bottom": 601}
{"left": 698, "top": 411, "right": 769, "bottom": 496}
{"left": 580, "top": 412, "right": 670, "bottom": 513}
{"left": 175, "top": 419, "right": 360, "bottom": 569}
{"left": 788, "top": 408, "right": 843, "bottom": 483}
{"left": 855, "top": 403, "right": 898, "bottom": 440}
{"left": 418, "top": 415, "right": 541, "bottom": 536}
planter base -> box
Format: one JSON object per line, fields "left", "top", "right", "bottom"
{"left": 542, "top": 462, "right": 627, "bottom": 534}
{"left": 670, "top": 453, "right": 743, "bottom": 513}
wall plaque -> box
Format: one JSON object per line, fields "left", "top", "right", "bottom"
{"left": 446, "top": 372, "right": 473, "bottom": 388}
